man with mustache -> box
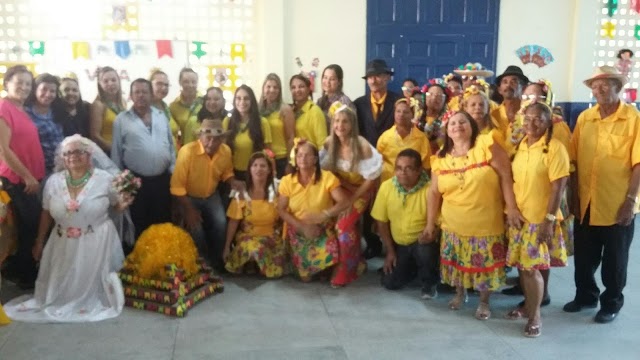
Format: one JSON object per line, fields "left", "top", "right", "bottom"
{"left": 491, "top": 65, "right": 529, "bottom": 134}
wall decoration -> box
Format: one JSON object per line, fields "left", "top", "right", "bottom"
{"left": 191, "top": 41, "right": 207, "bottom": 59}
{"left": 28, "top": 41, "right": 45, "bottom": 56}
{"left": 156, "top": 40, "right": 173, "bottom": 58}
{"left": 230, "top": 43, "right": 245, "bottom": 62}
{"left": 207, "top": 65, "right": 238, "bottom": 92}
{"left": 295, "top": 57, "right": 320, "bottom": 92}
{"left": 515, "top": 45, "right": 554, "bottom": 67}
{"left": 602, "top": 21, "right": 616, "bottom": 38}
{"left": 71, "top": 42, "right": 91, "bottom": 60}
{"left": 114, "top": 41, "right": 131, "bottom": 59}
{"left": 632, "top": 0, "right": 640, "bottom": 13}
{"left": 607, "top": 0, "right": 618, "bottom": 17}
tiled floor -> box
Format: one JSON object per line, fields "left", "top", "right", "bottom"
{"left": 1, "top": 219, "right": 638, "bottom": 360}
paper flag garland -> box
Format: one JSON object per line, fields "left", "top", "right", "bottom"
{"left": 192, "top": 41, "right": 207, "bottom": 59}
{"left": 632, "top": 0, "right": 640, "bottom": 13}
{"left": 230, "top": 43, "right": 245, "bottom": 62}
{"left": 71, "top": 42, "right": 90, "bottom": 59}
{"left": 602, "top": 21, "right": 616, "bottom": 39}
{"left": 114, "top": 41, "right": 131, "bottom": 59}
{"left": 635, "top": 25, "right": 640, "bottom": 40}
{"left": 515, "top": 45, "right": 554, "bottom": 68}
{"left": 607, "top": 0, "right": 618, "bottom": 17}
{"left": 156, "top": 40, "right": 173, "bottom": 58}
{"left": 28, "top": 41, "right": 45, "bottom": 56}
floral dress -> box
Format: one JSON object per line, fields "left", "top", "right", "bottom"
{"left": 320, "top": 144, "right": 383, "bottom": 286}
{"left": 225, "top": 197, "right": 287, "bottom": 278}
{"left": 431, "top": 133, "right": 506, "bottom": 291}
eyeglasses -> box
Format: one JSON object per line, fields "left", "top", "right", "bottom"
{"left": 461, "top": 76, "right": 478, "bottom": 81}
{"left": 401, "top": 86, "right": 415, "bottom": 91}
{"left": 62, "top": 149, "right": 88, "bottom": 157}
{"left": 521, "top": 94, "right": 546, "bottom": 101}
{"left": 425, "top": 93, "right": 446, "bottom": 98}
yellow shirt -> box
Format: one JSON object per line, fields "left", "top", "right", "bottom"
{"left": 100, "top": 107, "right": 118, "bottom": 144}
{"left": 279, "top": 170, "right": 340, "bottom": 219}
{"left": 227, "top": 199, "right": 279, "bottom": 237}
{"left": 431, "top": 133, "right": 504, "bottom": 236}
{"left": 447, "top": 96, "right": 460, "bottom": 111}
{"left": 570, "top": 102, "right": 640, "bottom": 225}
{"left": 169, "top": 95, "right": 202, "bottom": 135}
{"left": 377, "top": 126, "right": 432, "bottom": 182}
{"left": 371, "top": 92, "right": 388, "bottom": 120}
{"left": 512, "top": 137, "right": 570, "bottom": 224}
{"left": 222, "top": 117, "right": 273, "bottom": 171}
{"left": 170, "top": 141, "right": 234, "bottom": 198}
{"left": 370, "top": 178, "right": 429, "bottom": 246}
{"left": 295, "top": 100, "right": 327, "bottom": 149}
{"left": 266, "top": 110, "right": 288, "bottom": 159}
{"left": 552, "top": 116, "right": 571, "bottom": 152}
{"left": 490, "top": 103, "right": 513, "bottom": 135}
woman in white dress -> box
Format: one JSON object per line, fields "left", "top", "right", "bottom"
{"left": 4, "top": 135, "right": 133, "bottom": 323}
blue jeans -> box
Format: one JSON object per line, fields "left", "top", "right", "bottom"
{"left": 188, "top": 192, "right": 227, "bottom": 269}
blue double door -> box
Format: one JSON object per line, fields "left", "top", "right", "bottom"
{"left": 367, "top": 0, "right": 500, "bottom": 90}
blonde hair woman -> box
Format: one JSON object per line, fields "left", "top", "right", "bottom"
{"left": 89, "top": 67, "right": 125, "bottom": 154}
{"left": 259, "top": 73, "right": 295, "bottom": 177}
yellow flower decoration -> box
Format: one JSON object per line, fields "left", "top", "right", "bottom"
{"left": 123, "top": 223, "right": 199, "bottom": 280}
{"left": 462, "top": 84, "right": 489, "bottom": 100}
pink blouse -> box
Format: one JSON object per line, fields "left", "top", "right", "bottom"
{"left": 0, "top": 99, "right": 45, "bottom": 184}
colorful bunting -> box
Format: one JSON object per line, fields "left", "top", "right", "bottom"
{"left": 156, "top": 40, "right": 173, "bottom": 58}
{"left": 71, "top": 42, "right": 90, "bottom": 59}
{"left": 635, "top": 25, "right": 640, "bottom": 40}
{"left": 192, "top": 41, "right": 207, "bottom": 59}
{"left": 633, "top": 0, "right": 640, "bottom": 13}
{"left": 602, "top": 21, "right": 616, "bottom": 39}
{"left": 230, "top": 43, "right": 245, "bottom": 62}
{"left": 114, "top": 41, "right": 131, "bottom": 59}
{"left": 28, "top": 41, "right": 45, "bottom": 56}
{"left": 607, "top": 0, "right": 618, "bottom": 17}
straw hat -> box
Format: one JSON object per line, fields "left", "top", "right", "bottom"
{"left": 453, "top": 62, "right": 494, "bottom": 78}
{"left": 199, "top": 119, "right": 229, "bottom": 137}
{"left": 583, "top": 65, "right": 628, "bottom": 88}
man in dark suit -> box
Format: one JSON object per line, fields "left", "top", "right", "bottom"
{"left": 354, "top": 59, "right": 400, "bottom": 259}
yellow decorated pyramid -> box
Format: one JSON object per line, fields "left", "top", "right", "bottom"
{"left": 119, "top": 223, "right": 223, "bottom": 317}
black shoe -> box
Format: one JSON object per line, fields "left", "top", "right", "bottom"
{"left": 363, "top": 245, "right": 382, "bottom": 260}
{"left": 563, "top": 300, "right": 598, "bottom": 313}
{"left": 517, "top": 295, "right": 551, "bottom": 308}
{"left": 594, "top": 310, "right": 618, "bottom": 323}
{"left": 501, "top": 285, "right": 524, "bottom": 296}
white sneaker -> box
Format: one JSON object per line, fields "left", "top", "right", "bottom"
{"left": 421, "top": 286, "right": 438, "bottom": 300}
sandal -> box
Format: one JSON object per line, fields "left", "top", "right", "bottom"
{"left": 524, "top": 320, "right": 542, "bottom": 338}
{"left": 504, "top": 307, "right": 527, "bottom": 320}
{"left": 475, "top": 302, "right": 491, "bottom": 320}
{"left": 448, "top": 292, "right": 469, "bottom": 310}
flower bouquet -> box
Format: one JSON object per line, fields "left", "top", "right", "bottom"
{"left": 113, "top": 169, "right": 142, "bottom": 195}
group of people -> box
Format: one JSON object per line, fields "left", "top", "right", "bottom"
{"left": 0, "top": 58, "right": 637, "bottom": 339}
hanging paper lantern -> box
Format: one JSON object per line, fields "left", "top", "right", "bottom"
{"left": 607, "top": 0, "right": 618, "bottom": 17}
{"left": 602, "top": 21, "right": 616, "bottom": 39}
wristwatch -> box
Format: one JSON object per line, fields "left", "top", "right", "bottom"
{"left": 626, "top": 194, "right": 639, "bottom": 204}
{"left": 545, "top": 213, "right": 557, "bottom": 222}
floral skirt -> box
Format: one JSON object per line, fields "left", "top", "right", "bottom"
{"left": 225, "top": 233, "right": 287, "bottom": 278}
{"left": 331, "top": 192, "right": 369, "bottom": 287}
{"left": 506, "top": 222, "right": 568, "bottom": 271}
{"left": 440, "top": 230, "right": 506, "bottom": 292}
{"left": 286, "top": 222, "right": 339, "bottom": 279}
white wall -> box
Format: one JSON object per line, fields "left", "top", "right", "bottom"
{"left": 256, "top": 0, "right": 599, "bottom": 104}
{"left": 255, "top": 0, "right": 367, "bottom": 103}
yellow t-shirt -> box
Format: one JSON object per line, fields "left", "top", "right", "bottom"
{"left": 169, "top": 95, "right": 203, "bottom": 135}
{"left": 222, "top": 117, "right": 273, "bottom": 171}
{"left": 266, "top": 110, "right": 288, "bottom": 159}
{"left": 370, "top": 178, "right": 429, "bottom": 246}
{"left": 170, "top": 141, "right": 234, "bottom": 198}
{"left": 512, "top": 137, "right": 570, "bottom": 224}
{"left": 227, "top": 199, "right": 279, "bottom": 237}
{"left": 570, "top": 102, "right": 640, "bottom": 225}
{"left": 377, "top": 126, "right": 432, "bottom": 182}
{"left": 278, "top": 170, "right": 340, "bottom": 219}
{"left": 100, "top": 107, "right": 118, "bottom": 144}
{"left": 295, "top": 100, "right": 328, "bottom": 149}
{"left": 431, "top": 133, "right": 504, "bottom": 236}
{"left": 552, "top": 116, "right": 571, "bottom": 152}
{"left": 447, "top": 96, "right": 460, "bottom": 112}
{"left": 490, "top": 103, "right": 512, "bottom": 135}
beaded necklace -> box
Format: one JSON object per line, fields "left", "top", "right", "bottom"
{"left": 66, "top": 170, "right": 92, "bottom": 189}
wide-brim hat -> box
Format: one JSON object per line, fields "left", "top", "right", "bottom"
{"left": 453, "top": 62, "right": 494, "bottom": 78}
{"left": 495, "top": 65, "right": 529, "bottom": 85}
{"left": 199, "top": 119, "right": 229, "bottom": 137}
{"left": 583, "top": 65, "right": 628, "bottom": 88}
{"left": 362, "top": 59, "right": 394, "bottom": 79}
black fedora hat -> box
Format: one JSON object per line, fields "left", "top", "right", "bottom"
{"left": 362, "top": 59, "right": 394, "bottom": 79}
{"left": 495, "top": 65, "right": 529, "bottom": 85}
